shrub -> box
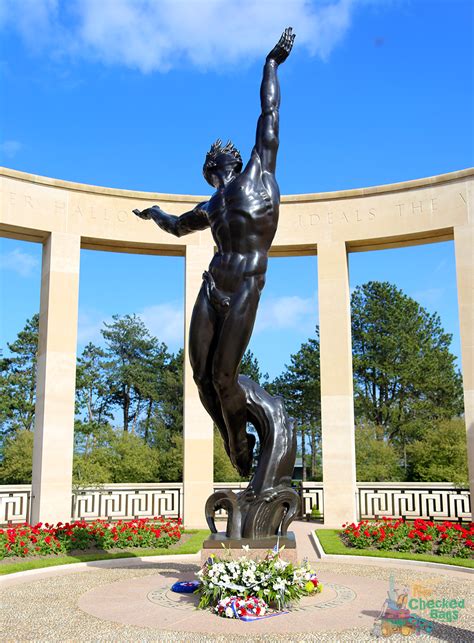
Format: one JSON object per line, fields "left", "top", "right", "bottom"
{"left": 0, "top": 517, "right": 182, "bottom": 559}
{"left": 341, "top": 518, "right": 473, "bottom": 559}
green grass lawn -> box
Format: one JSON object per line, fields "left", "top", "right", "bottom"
{"left": 0, "top": 529, "right": 209, "bottom": 576}
{"left": 315, "top": 529, "right": 474, "bottom": 569}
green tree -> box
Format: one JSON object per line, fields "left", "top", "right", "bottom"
{"left": 75, "top": 343, "right": 113, "bottom": 455}
{"left": 272, "top": 331, "right": 321, "bottom": 480}
{"left": 145, "top": 350, "right": 183, "bottom": 446}
{"left": 76, "top": 343, "right": 112, "bottom": 425}
{"left": 73, "top": 449, "right": 113, "bottom": 486}
{"left": 0, "top": 314, "right": 38, "bottom": 438}
{"left": 101, "top": 314, "right": 169, "bottom": 433}
{"left": 351, "top": 281, "right": 463, "bottom": 468}
{"left": 406, "top": 418, "right": 468, "bottom": 484}
{"left": 108, "top": 431, "right": 159, "bottom": 482}
{"left": 73, "top": 421, "right": 116, "bottom": 485}
{"left": 355, "top": 425, "right": 403, "bottom": 481}
{"left": 73, "top": 429, "right": 159, "bottom": 485}
{"left": 158, "top": 434, "right": 184, "bottom": 482}
{"left": 0, "top": 429, "right": 34, "bottom": 483}
{"left": 240, "top": 350, "right": 268, "bottom": 385}
{"left": 144, "top": 349, "right": 183, "bottom": 480}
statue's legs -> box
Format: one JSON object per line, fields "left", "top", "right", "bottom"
{"left": 189, "top": 285, "right": 230, "bottom": 455}
{"left": 212, "top": 276, "right": 261, "bottom": 476}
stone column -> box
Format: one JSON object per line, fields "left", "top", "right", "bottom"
{"left": 182, "top": 244, "right": 215, "bottom": 528}
{"left": 454, "top": 216, "right": 474, "bottom": 519}
{"left": 31, "top": 232, "right": 81, "bottom": 524}
{"left": 317, "top": 240, "right": 357, "bottom": 527}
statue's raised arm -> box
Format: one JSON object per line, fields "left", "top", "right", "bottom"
{"left": 254, "top": 27, "right": 295, "bottom": 174}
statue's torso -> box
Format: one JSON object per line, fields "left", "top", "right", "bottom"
{"left": 205, "top": 170, "right": 279, "bottom": 293}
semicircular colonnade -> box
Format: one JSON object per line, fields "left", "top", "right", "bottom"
{"left": 1, "top": 166, "right": 473, "bottom": 528}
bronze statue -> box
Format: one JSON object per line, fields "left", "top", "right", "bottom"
{"left": 134, "top": 28, "right": 299, "bottom": 540}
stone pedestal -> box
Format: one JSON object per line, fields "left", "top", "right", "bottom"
{"left": 200, "top": 532, "right": 297, "bottom": 564}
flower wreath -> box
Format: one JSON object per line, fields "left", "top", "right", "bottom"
{"left": 216, "top": 595, "right": 268, "bottom": 620}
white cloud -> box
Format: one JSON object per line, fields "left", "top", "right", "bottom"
{"left": 255, "top": 294, "right": 317, "bottom": 333}
{"left": 0, "top": 0, "right": 364, "bottom": 73}
{"left": 0, "top": 140, "right": 23, "bottom": 158}
{"left": 0, "top": 0, "right": 60, "bottom": 51}
{"left": 434, "top": 258, "right": 448, "bottom": 273}
{"left": 77, "top": 294, "right": 314, "bottom": 351}
{"left": 77, "top": 308, "right": 104, "bottom": 345}
{"left": 77, "top": 301, "right": 184, "bottom": 349}
{"left": 138, "top": 301, "right": 184, "bottom": 346}
{"left": 0, "top": 248, "right": 39, "bottom": 277}
{"left": 411, "top": 287, "right": 445, "bottom": 308}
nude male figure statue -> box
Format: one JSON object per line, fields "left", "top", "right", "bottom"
{"left": 134, "top": 28, "right": 295, "bottom": 481}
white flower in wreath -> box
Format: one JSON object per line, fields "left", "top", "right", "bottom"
{"left": 274, "top": 560, "right": 288, "bottom": 570}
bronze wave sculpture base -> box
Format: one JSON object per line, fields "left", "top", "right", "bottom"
{"left": 205, "top": 376, "right": 300, "bottom": 539}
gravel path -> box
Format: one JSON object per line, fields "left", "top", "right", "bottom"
{"left": 1, "top": 555, "right": 472, "bottom": 642}
{"left": 1, "top": 522, "right": 472, "bottom": 642}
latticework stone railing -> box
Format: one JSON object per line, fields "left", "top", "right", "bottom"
{"left": 0, "top": 482, "right": 470, "bottom": 525}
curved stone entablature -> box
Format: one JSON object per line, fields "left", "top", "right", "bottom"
{"left": 1, "top": 165, "right": 473, "bottom": 529}
{"left": 1, "top": 167, "right": 472, "bottom": 254}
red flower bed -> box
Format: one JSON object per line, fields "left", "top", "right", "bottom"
{"left": 0, "top": 516, "right": 182, "bottom": 559}
{"left": 341, "top": 518, "right": 473, "bottom": 559}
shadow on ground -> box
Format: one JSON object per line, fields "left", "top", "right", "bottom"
{"left": 85, "top": 559, "right": 201, "bottom": 575}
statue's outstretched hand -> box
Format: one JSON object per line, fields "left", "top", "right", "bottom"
{"left": 267, "top": 27, "right": 295, "bottom": 65}
{"left": 133, "top": 206, "right": 162, "bottom": 220}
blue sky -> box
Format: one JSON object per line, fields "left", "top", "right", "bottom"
{"left": 0, "top": 0, "right": 472, "bottom": 378}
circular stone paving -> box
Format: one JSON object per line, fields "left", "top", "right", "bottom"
{"left": 76, "top": 567, "right": 382, "bottom": 634}
{"left": 146, "top": 582, "right": 356, "bottom": 612}
{"left": 2, "top": 556, "right": 473, "bottom": 641}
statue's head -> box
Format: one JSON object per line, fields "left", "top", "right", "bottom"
{"left": 203, "top": 139, "right": 242, "bottom": 188}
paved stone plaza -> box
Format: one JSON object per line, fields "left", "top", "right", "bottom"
{"left": 1, "top": 522, "right": 472, "bottom": 642}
